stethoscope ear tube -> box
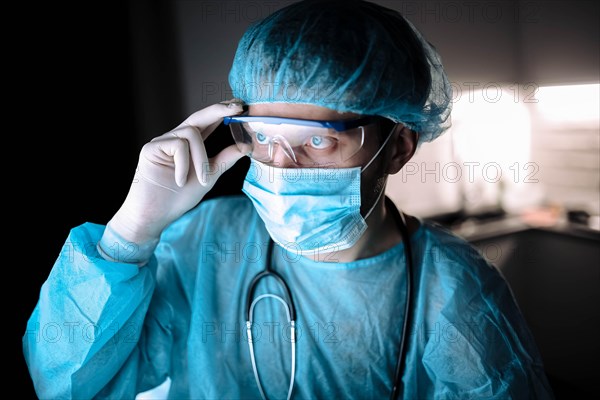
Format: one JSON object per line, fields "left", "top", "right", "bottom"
{"left": 246, "top": 293, "right": 296, "bottom": 400}
{"left": 245, "top": 238, "right": 298, "bottom": 400}
{"left": 245, "top": 239, "right": 297, "bottom": 322}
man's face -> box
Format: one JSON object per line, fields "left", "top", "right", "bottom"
{"left": 248, "top": 103, "right": 396, "bottom": 215}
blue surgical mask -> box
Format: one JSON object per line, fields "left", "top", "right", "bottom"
{"left": 242, "top": 131, "right": 393, "bottom": 255}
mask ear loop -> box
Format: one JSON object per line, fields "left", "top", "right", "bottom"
{"left": 361, "top": 123, "right": 399, "bottom": 172}
{"left": 361, "top": 123, "right": 400, "bottom": 220}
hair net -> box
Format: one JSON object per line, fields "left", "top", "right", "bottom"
{"left": 228, "top": 0, "right": 452, "bottom": 144}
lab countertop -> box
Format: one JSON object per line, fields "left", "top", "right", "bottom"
{"left": 441, "top": 215, "right": 600, "bottom": 243}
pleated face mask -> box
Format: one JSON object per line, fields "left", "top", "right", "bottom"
{"left": 242, "top": 128, "right": 394, "bottom": 255}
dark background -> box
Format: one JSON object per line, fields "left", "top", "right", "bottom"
{"left": 14, "top": 3, "right": 134, "bottom": 397}
{"left": 15, "top": 1, "right": 253, "bottom": 396}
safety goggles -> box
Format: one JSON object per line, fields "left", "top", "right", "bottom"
{"left": 223, "top": 114, "right": 383, "bottom": 166}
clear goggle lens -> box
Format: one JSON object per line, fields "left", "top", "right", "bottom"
{"left": 225, "top": 117, "right": 381, "bottom": 166}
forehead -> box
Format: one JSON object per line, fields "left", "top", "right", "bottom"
{"left": 248, "top": 103, "right": 361, "bottom": 120}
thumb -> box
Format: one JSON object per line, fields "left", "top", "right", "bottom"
{"left": 202, "top": 144, "right": 246, "bottom": 185}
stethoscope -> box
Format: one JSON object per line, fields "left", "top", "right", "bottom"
{"left": 244, "top": 197, "right": 414, "bottom": 400}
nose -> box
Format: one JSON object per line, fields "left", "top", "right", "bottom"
{"left": 270, "top": 144, "right": 298, "bottom": 168}
{"left": 269, "top": 138, "right": 299, "bottom": 168}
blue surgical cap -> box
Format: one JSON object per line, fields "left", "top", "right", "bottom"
{"left": 228, "top": 0, "right": 452, "bottom": 144}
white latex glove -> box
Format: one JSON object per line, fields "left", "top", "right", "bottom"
{"left": 102, "top": 101, "right": 245, "bottom": 257}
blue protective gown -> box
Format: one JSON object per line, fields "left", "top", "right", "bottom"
{"left": 23, "top": 196, "right": 553, "bottom": 399}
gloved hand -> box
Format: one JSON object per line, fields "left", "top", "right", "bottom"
{"left": 100, "top": 101, "right": 245, "bottom": 260}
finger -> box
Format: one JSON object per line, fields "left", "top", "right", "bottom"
{"left": 204, "top": 144, "right": 245, "bottom": 186}
{"left": 219, "top": 98, "right": 244, "bottom": 106}
{"left": 202, "top": 120, "right": 223, "bottom": 141}
{"left": 177, "top": 101, "right": 244, "bottom": 140}
{"left": 156, "top": 137, "right": 190, "bottom": 187}
{"left": 170, "top": 125, "right": 209, "bottom": 185}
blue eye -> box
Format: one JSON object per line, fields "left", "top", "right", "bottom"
{"left": 255, "top": 132, "right": 269, "bottom": 144}
{"left": 308, "top": 135, "right": 334, "bottom": 149}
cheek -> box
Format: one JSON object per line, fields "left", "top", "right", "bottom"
{"left": 373, "top": 176, "right": 386, "bottom": 194}
{"left": 359, "top": 176, "right": 387, "bottom": 214}
{"left": 360, "top": 143, "right": 389, "bottom": 182}
{"left": 344, "top": 131, "right": 384, "bottom": 168}
{"left": 359, "top": 161, "right": 388, "bottom": 212}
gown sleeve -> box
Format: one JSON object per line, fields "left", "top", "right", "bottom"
{"left": 419, "top": 235, "right": 554, "bottom": 399}
{"left": 23, "top": 222, "right": 177, "bottom": 399}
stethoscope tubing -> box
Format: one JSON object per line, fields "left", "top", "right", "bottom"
{"left": 244, "top": 197, "right": 413, "bottom": 400}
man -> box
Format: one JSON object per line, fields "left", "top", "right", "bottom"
{"left": 24, "top": 1, "right": 553, "bottom": 398}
